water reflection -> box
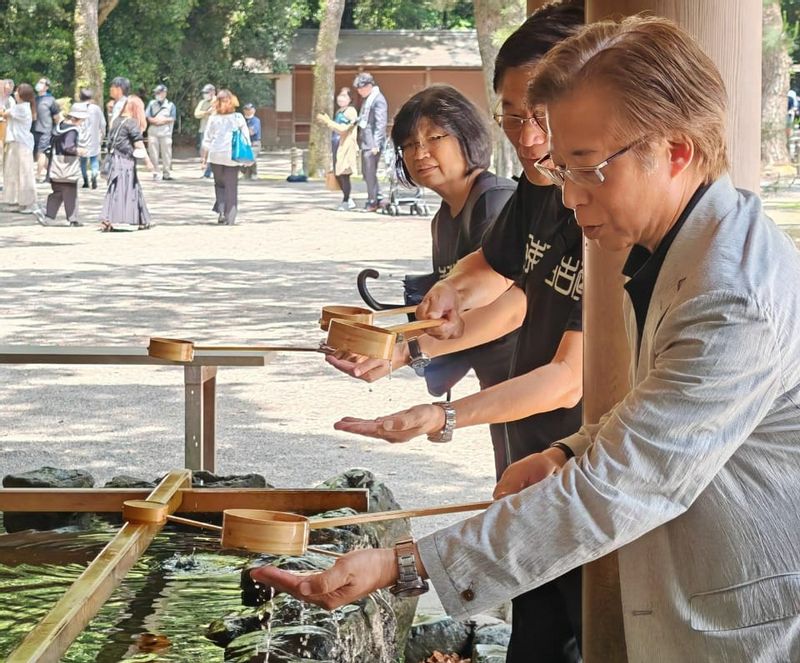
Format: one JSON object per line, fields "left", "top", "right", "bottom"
{"left": 0, "top": 518, "right": 251, "bottom": 661}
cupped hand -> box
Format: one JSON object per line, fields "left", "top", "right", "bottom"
{"left": 415, "top": 281, "right": 465, "bottom": 340}
{"left": 249, "top": 548, "right": 397, "bottom": 611}
{"left": 334, "top": 404, "right": 445, "bottom": 443}
{"left": 325, "top": 344, "right": 407, "bottom": 382}
{"left": 493, "top": 448, "right": 568, "bottom": 499}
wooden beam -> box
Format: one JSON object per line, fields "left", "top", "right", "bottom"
{"left": 5, "top": 470, "right": 191, "bottom": 663}
{"left": 0, "top": 488, "right": 369, "bottom": 514}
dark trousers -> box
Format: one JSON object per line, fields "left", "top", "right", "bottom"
{"left": 507, "top": 567, "right": 583, "bottom": 663}
{"left": 210, "top": 163, "right": 239, "bottom": 224}
{"left": 46, "top": 181, "right": 78, "bottom": 222}
{"left": 360, "top": 149, "right": 381, "bottom": 203}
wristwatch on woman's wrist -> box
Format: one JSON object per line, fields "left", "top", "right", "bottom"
{"left": 427, "top": 401, "right": 456, "bottom": 443}
{"left": 407, "top": 338, "right": 431, "bottom": 377}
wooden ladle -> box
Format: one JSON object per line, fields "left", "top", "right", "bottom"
{"left": 319, "top": 305, "right": 417, "bottom": 331}
{"left": 325, "top": 318, "right": 443, "bottom": 360}
{"left": 221, "top": 500, "right": 493, "bottom": 555}
{"left": 122, "top": 499, "right": 492, "bottom": 557}
{"left": 148, "top": 337, "right": 333, "bottom": 363}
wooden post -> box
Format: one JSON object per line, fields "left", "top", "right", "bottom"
{"left": 579, "top": 2, "right": 762, "bottom": 661}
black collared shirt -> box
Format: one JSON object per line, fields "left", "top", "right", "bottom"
{"left": 623, "top": 184, "right": 710, "bottom": 342}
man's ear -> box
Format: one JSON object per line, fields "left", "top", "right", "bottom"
{"left": 667, "top": 137, "right": 694, "bottom": 178}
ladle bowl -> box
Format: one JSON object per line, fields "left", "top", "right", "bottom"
{"left": 319, "top": 305, "right": 416, "bottom": 331}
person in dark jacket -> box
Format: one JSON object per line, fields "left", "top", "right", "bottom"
{"left": 38, "top": 107, "right": 87, "bottom": 226}
{"left": 353, "top": 72, "right": 387, "bottom": 212}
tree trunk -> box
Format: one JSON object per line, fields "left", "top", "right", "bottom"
{"left": 98, "top": 0, "right": 120, "bottom": 26}
{"left": 307, "top": 0, "right": 346, "bottom": 178}
{"left": 762, "top": 0, "right": 791, "bottom": 166}
{"left": 74, "top": 0, "right": 106, "bottom": 103}
{"left": 473, "top": 0, "right": 526, "bottom": 178}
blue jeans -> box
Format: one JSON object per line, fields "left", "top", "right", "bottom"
{"left": 80, "top": 155, "right": 100, "bottom": 179}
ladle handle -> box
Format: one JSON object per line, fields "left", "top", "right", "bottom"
{"left": 193, "top": 345, "right": 328, "bottom": 353}
{"left": 371, "top": 305, "right": 417, "bottom": 318}
{"left": 166, "top": 514, "right": 223, "bottom": 532}
{"left": 386, "top": 319, "right": 444, "bottom": 335}
{"left": 308, "top": 500, "right": 493, "bottom": 529}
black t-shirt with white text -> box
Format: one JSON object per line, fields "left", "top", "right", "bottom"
{"left": 482, "top": 176, "right": 583, "bottom": 468}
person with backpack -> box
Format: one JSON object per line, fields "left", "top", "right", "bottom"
{"left": 37, "top": 107, "right": 88, "bottom": 226}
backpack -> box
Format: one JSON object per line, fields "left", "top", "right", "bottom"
{"left": 48, "top": 123, "right": 81, "bottom": 183}
{"left": 405, "top": 175, "right": 517, "bottom": 397}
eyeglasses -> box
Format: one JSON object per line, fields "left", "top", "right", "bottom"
{"left": 398, "top": 133, "right": 451, "bottom": 156}
{"left": 493, "top": 112, "right": 547, "bottom": 135}
{"left": 534, "top": 137, "right": 649, "bottom": 187}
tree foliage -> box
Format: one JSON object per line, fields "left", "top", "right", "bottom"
{"left": 0, "top": 0, "right": 74, "bottom": 96}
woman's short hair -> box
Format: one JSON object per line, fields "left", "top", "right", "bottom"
{"left": 79, "top": 88, "right": 94, "bottom": 102}
{"left": 529, "top": 15, "right": 729, "bottom": 181}
{"left": 215, "top": 89, "right": 239, "bottom": 115}
{"left": 16, "top": 83, "right": 36, "bottom": 120}
{"left": 493, "top": 1, "right": 584, "bottom": 93}
{"left": 390, "top": 84, "right": 491, "bottom": 187}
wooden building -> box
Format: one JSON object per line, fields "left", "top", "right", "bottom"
{"left": 251, "top": 29, "right": 487, "bottom": 146}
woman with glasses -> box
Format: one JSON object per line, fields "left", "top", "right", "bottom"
{"left": 325, "top": 7, "right": 585, "bottom": 662}
{"left": 331, "top": 83, "right": 519, "bottom": 460}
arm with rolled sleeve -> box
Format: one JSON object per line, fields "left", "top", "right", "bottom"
{"left": 417, "top": 290, "right": 782, "bottom": 619}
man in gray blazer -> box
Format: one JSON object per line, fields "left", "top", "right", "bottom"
{"left": 353, "top": 72, "right": 387, "bottom": 212}
{"left": 254, "top": 16, "right": 800, "bottom": 662}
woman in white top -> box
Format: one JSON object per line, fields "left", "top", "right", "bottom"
{"left": 0, "top": 82, "right": 41, "bottom": 215}
{"left": 200, "top": 89, "right": 250, "bottom": 225}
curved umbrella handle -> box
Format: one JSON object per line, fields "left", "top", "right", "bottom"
{"left": 356, "top": 268, "right": 406, "bottom": 311}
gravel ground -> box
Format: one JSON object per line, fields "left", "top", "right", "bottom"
{"left": 0, "top": 152, "right": 497, "bottom": 547}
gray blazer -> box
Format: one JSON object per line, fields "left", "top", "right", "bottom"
{"left": 417, "top": 176, "right": 800, "bottom": 662}
{"left": 356, "top": 90, "right": 387, "bottom": 152}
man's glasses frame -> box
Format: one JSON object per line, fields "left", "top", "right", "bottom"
{"left": 534, "top": 137, "right": 649, "bottom": 187}
{"left": 492, "top": 112, "right": 548, "bottom": 135}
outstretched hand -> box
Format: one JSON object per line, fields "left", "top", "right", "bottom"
{"left": 334, "top": 404, "right": 446, "bottom": 443}
{"left": 249, "top": 548, "right": 397, "bottom": 611}
{"left": 325, "top": 343, "right": 408, "bottom": 382}
{"left": 493, "top": 448, "right": 569, "bottom": 499}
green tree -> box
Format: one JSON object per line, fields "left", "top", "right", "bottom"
{"left": 0, "top": 0, "right": 74, "bottom": 94}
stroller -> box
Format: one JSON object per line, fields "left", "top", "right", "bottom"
{"left": 379, "top": 140, "right": 431, "bottom": 216}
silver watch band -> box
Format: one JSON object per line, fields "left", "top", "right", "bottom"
{"left": 427, "top": 401, "right": 456, "bottom": 443}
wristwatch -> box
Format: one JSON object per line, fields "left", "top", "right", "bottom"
{"left": 427, "top": 401, "right": 456, "bottom": 443}
{"left": 389, "top": 538, "right": 429, "bottom": 597}
{"left": 407, "top": 338, "right": 431, "bottom": 377}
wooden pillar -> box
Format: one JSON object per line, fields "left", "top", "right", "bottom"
{"left": 579, "top": 2, "right": 762, "bottom": 662}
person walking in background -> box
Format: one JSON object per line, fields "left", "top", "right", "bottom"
{"left": 70, "top": 88, "right": 106, "bottom": 190}
{"left": 0, "top": 83, "right": 42, "bottom": 217}
{"left": 353, "top": 72, "right": 387, "bottom": 212}
{"left": 0, "top": 79, "right": 14, "bottom": 191}
{"left": 194, "top": 83, "right": 215, "bottom": 179}
{"left": 145, "top": 84, "right": 176, "bottom": 181}
{"left": 240, "top": 103, "right": 261, "bottom": 180}
{"left": 108, "top": 77, "right": 130, "bottom": 127}
{"left": 100, "top": 97, "right": 155, "bottom": 232}
{"left": 39, "top": 106, "right": 87, "bottom": 227}
{"left": 201, "top": 89, "right": 250, "bottom": 225}
{"left": 316, "top": 86, "right": 358, "bottom": 211}
{"left": 32, "top": 78, "right": 61, "bottom": 182}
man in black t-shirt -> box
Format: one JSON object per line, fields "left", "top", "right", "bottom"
{"left": 329, "top": 7, "right": 585, "bottom": 662}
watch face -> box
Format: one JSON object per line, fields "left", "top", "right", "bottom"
{"left": 390, "top": 580, "right": 429, "bottom": 597}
